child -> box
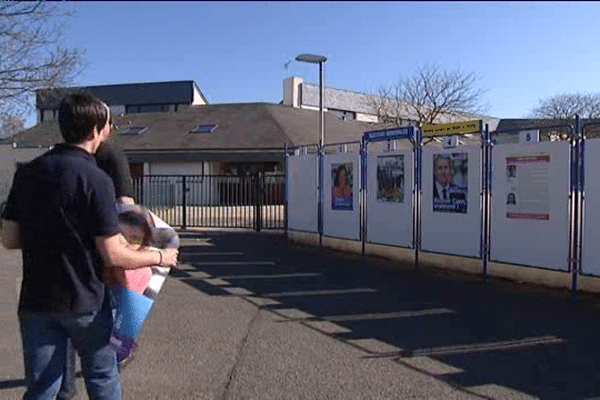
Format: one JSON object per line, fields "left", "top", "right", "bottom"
{"left": 106, "top": 204, "right": 180, "bottom": 363}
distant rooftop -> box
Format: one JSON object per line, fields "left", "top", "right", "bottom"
{"left": 36, "top": 80, "right": 208, "bottom": 109}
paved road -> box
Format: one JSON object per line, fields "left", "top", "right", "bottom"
{"left": 3, "top": 230, "right": 600, "bottom": 399}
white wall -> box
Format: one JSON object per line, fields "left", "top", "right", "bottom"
{"left": 356, "top": 113, "right": 379, "bottom": 123}
{"left": 192, "top": 86, "right": 207, "bottom": 105}
{"left": 283, "top": 77, "right": 303, "bottom": 108}
{"left": 142, "top": 161, "right": 217, "bottom": 206}
{"left": 147, "top": 161, "right": 210, "bottom": 176}
{"left": 108, "top": 105, "right": 126, "bottom": 116}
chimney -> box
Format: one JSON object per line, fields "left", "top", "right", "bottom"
{"left": 283, "top": 77, "right": 303, "bottom": 108}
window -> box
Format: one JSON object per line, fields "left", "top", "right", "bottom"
{"left": 126, "top": 105, "right": 140, "bottom": 114}
{"left": 120, "top": 126, "right": 148, "bottom": 135}
{"left": 126, "top": 104, "right": 173, "bottom": 114}
{"left": 190, "top": 124, "right": 218, "bottom": 133}
{"left": 139, "top": 104, "right": 169, "bottom": 113}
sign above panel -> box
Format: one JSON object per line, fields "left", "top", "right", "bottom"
{"left": 363, "top": 126, "right": 414, "bottom": 142}
{"left": 519, "top": 129, "right": 540, "bottom": 143}
{"left": 423, "top": 120, "right": 482, "bottom": 137}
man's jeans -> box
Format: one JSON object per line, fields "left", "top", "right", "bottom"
{"left": 18, "top": 303, "right": 122, "bottom": 400}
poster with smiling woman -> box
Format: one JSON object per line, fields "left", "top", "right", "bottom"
{"left": 331, "top": 162, "right": 353, "bottom": 210}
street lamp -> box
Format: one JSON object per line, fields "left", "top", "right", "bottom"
{"left": 296, "top": 53, "right": 327, "bottom": 248}
{"left": 295, "top": 53, "right": 327, "bottom": 147}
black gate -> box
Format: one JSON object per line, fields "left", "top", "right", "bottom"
{"left": 132, "top": 173, "right": 285, "bottom": 230}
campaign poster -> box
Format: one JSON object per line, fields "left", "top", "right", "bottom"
{"left": 505, "top": 153, "right": 550, "bottom": 221}
{"left": 433, "top": 153, "right": 468, "bottom": 213}
{"left": 331, "top": 162, "right": 353, "bottom": 210}
{"left": 376, "top": 155, "right": 404, "bottom": 203}
{"left": 108, "top": 209, "right": 179, "bottom": 358}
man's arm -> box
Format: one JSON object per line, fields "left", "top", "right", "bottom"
{"left": 95, "top": 233, "right": 178, "bottom": 270}
{"left": 1, "top": 219, "right": 20, "bottom": 250}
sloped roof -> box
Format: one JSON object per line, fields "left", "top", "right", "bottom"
{"left": 495, "top": 118, "right": 572, "bottom": 132}
{"left": 36, "top": 81, "right": 208, "bottom": 109}
{"left": 300, "top": 82, "right": 500, "bottom": 132}
{"left": 302, "top": 83, "right": 376, "bottom": 115}
{"left": 10, "top": 103, "right": 376, "bottom": 153}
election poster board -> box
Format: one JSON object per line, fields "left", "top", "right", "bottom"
{"left": 421, "top": 146, "right": 481, "bottom": 258}
{"left": 367, "top": 150, "right": 413, "bottom": 247}
{"left": 582, "top": 139, "right": 600, "bottom": 275}
{"left": 490, "top": 142, "right": 570, "bottom": 270}
{"left": 323, "top": 152, "right": 361, "bottom": 240}
{"left": 287, "top": 154, "right": 319, "bottom": 233}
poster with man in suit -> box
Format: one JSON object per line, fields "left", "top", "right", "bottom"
{"left": 433, "top": 153, "right": 468, "bottom": 213}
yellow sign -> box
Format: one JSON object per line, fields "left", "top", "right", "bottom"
{"left": 422, "top": 120, "right": 482, "bottom": 137}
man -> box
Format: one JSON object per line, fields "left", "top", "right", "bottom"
{"left": 433, "top": 154, "right": 467, "bottom": 213}
{"left": 1, "top": 92, "right": 178, "bottom": 399}
{"left": 95, "top": 141, "right": 136, "bottom": 205}
{"left": 59, "top": 141, "right": 137, "bottom": 399}
{"left": 433, "top": 155, "right": 465, "bottom": 201}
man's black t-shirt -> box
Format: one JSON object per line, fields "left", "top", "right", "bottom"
{"left": 3, "top": 144, "right": 120, "bottom": 313}
{"left": 95, "top": 143, "right": 135, "bottom": 200}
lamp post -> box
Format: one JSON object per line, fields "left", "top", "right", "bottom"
{"left": 296, "top": 53, "right": 327, "bottom": 247}
{"left": 295, "top": 53, "right": 327, "bottom": 147}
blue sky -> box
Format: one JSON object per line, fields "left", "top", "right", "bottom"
{"left": 27, "top": 1, "right": 600, "bottom": 125}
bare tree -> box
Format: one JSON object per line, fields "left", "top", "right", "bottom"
{"left": 528, "top": 93, "right": 600, "bottom": 120}
{"left": 0, "top": 112, "right": 25, "bottom": 138}
{"left": 0, "top": 1, "right": 85, "bottom": 133}
{"left": 368, "top": 63, "right": 487, "bottom": 128}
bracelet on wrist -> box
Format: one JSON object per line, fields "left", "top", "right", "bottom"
{"left": 156, "top": 250, "right": 163, "bottom": 266}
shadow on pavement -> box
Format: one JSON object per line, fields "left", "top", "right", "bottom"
{"left": 0, "top": 378, "right": 26, "bottom": 390}
{"left": 173, "top": 230, "right": 600, "bottom": 400}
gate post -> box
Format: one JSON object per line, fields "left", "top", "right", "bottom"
{"left": 284, "top": 144, "right": 289, "bottom": 236}
{"left": 181, "top": 175, "right": 187, "bottom": 230}
{"left": 571, "top": 115, "right": 582, "bottom": 302}
{"left": 139, "top": 176, "right": 145, "bottom": 206}
{"left": 255, "top": 172, "right": 263, "bottom": 232}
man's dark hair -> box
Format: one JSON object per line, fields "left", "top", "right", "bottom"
{"left": 58, "top": 92, "right": 109, "bottom": 144}
{"left": 433, "top": 154, "right": 452, "bottom": 169}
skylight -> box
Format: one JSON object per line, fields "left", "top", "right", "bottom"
{"left": 120, "top": 126, "right": 148, "bottom": 135}
{"left": 190, "top": 124, "right": 218, "bottom": 133}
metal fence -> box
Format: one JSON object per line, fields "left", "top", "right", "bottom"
{"left": 132, "top": 173, "right": 285, "bottom": 230}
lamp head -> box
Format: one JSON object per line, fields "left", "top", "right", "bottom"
{"left": 295, "top": 54, "right": 327, "bottom": 64}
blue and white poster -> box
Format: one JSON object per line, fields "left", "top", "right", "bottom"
{"left": 331, "top": 162, "right": 353, "bottom": 210}
{"left": 433, "top": 153, "right": 468, "bottom": 213}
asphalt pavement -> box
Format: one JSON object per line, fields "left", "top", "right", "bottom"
{"left": 3, "top": 230, "right": 600, "bottom": 399}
